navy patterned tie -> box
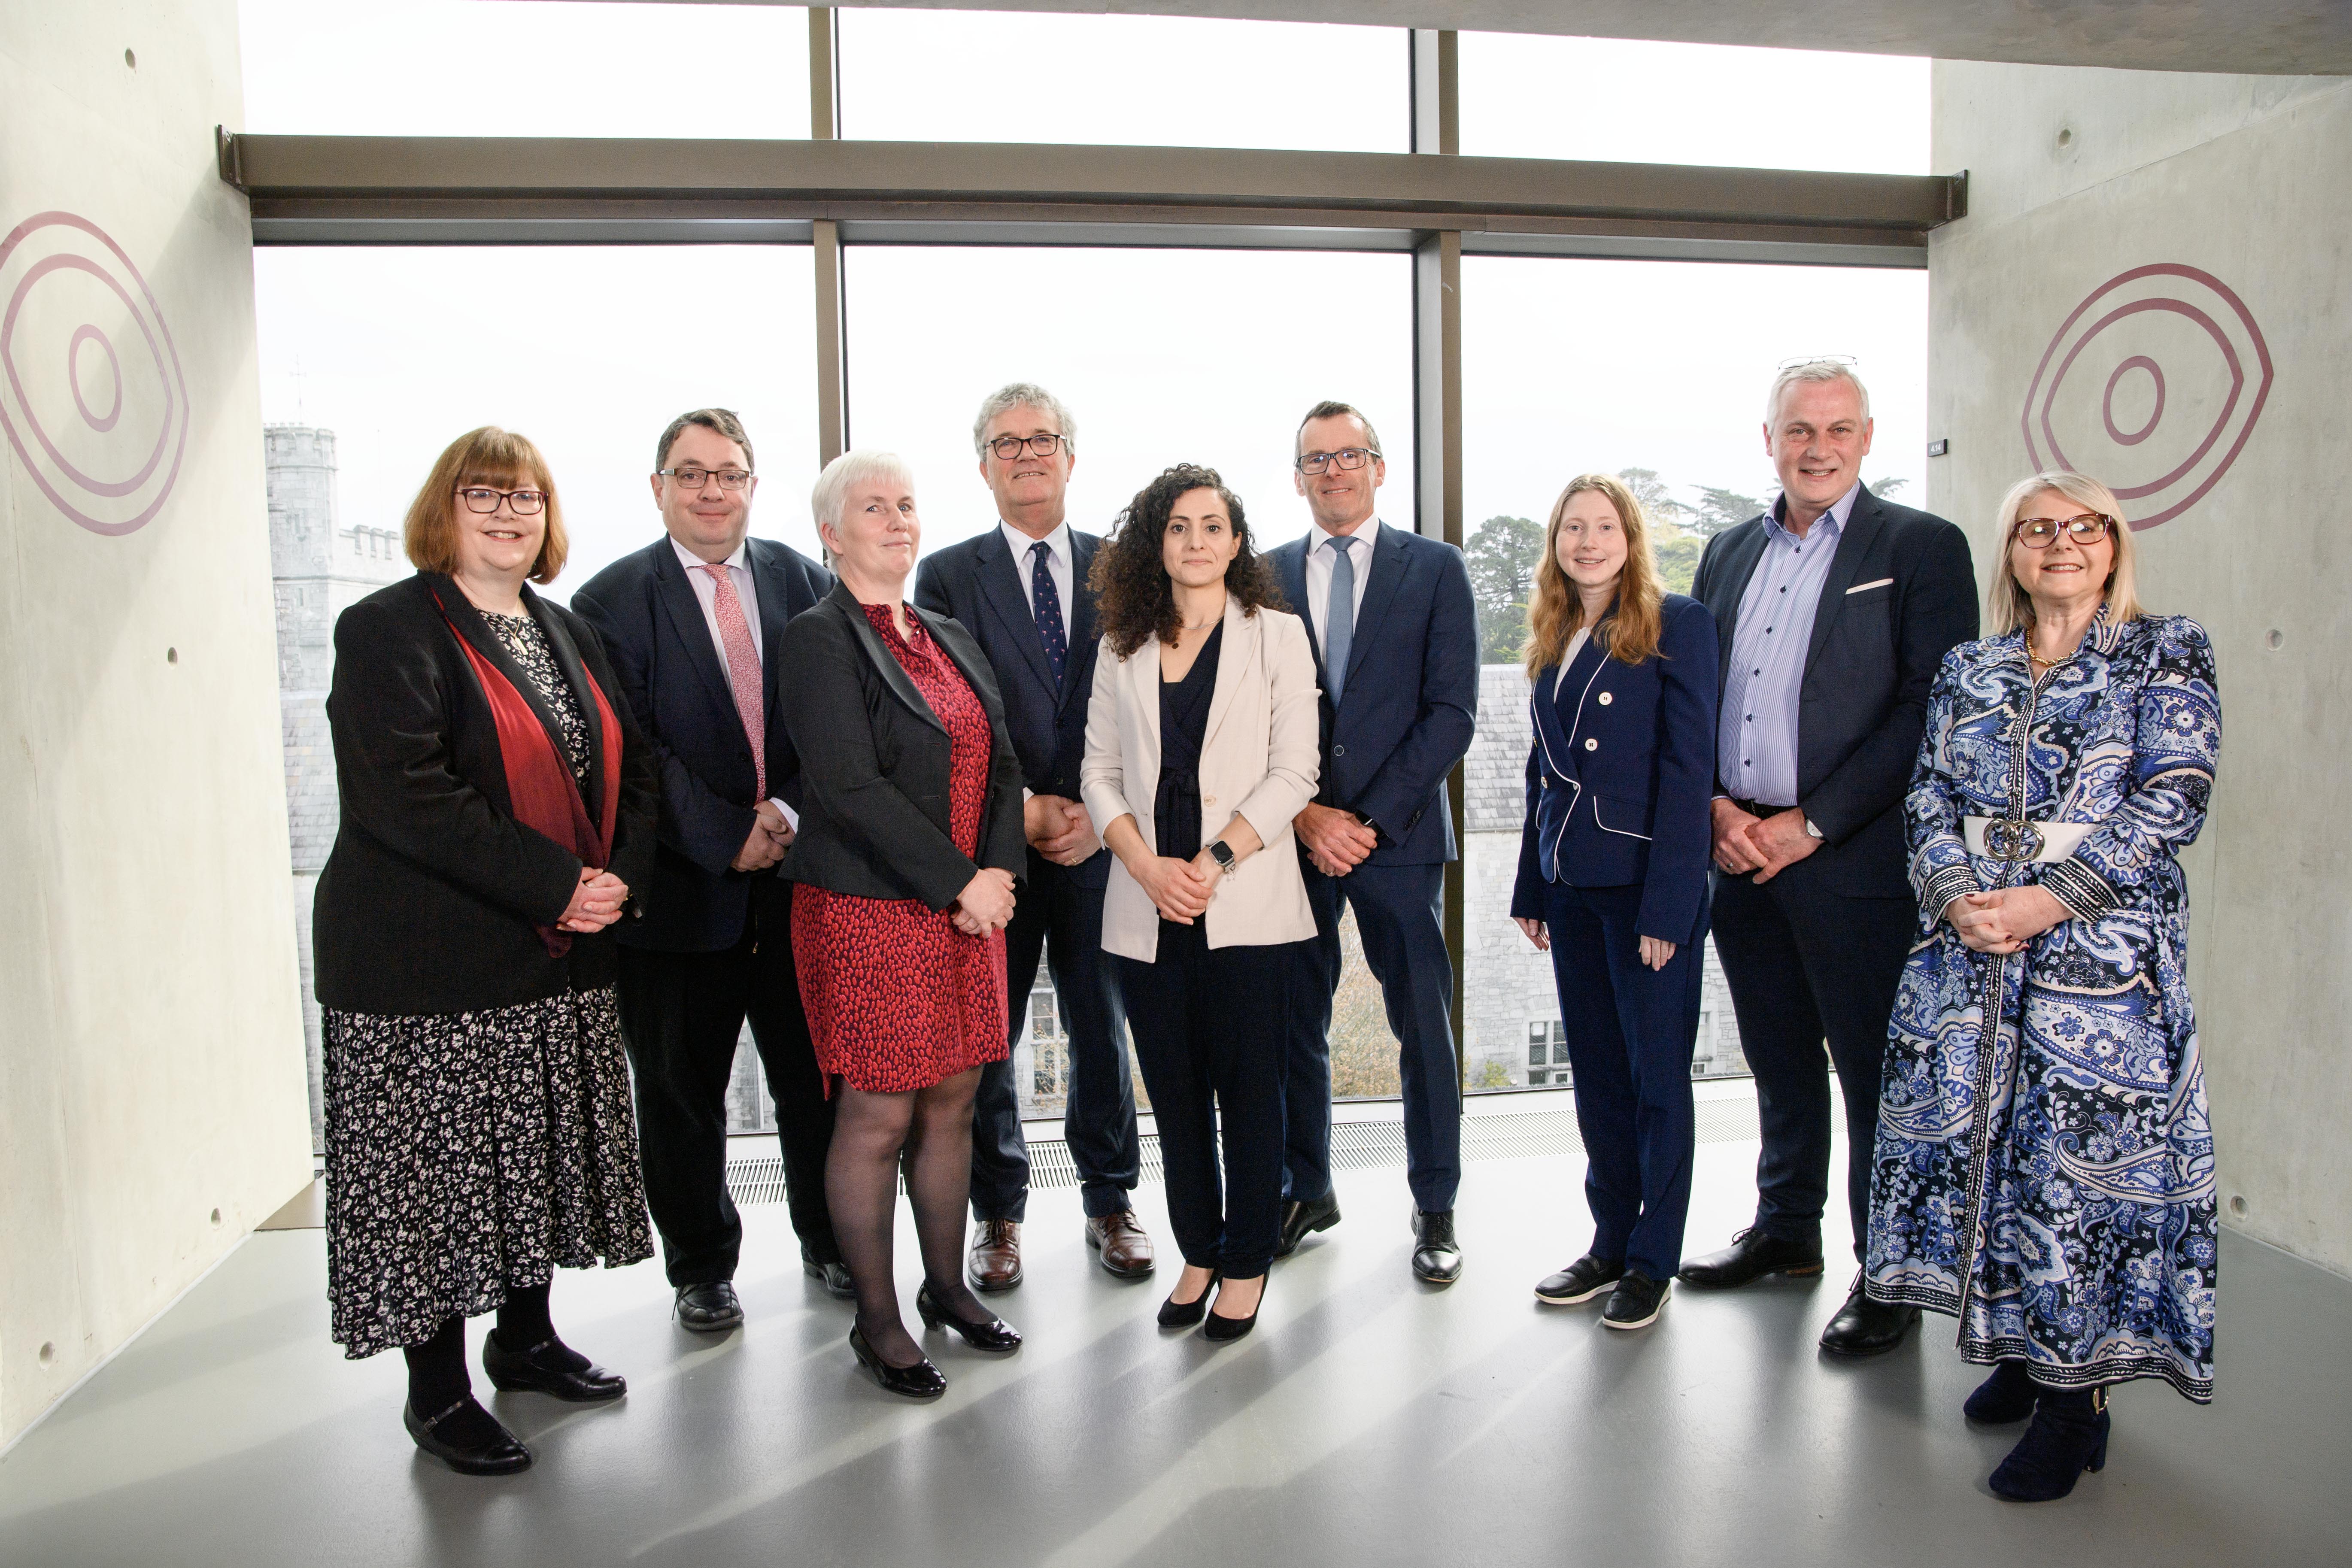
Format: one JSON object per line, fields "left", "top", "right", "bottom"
{"left": 1030, "top": 539, "right": 1068, "bottom": 688}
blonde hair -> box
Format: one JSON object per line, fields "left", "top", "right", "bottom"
{"left": 1524, "top": 473, "right": 1667, "bottom": 674}
{"left": 403, "top": 427, "right": 568, "bottom": 584}
{"left": 1988, "top": 470, "right": 2145, "bottom": 635}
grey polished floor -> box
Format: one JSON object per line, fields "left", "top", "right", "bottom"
{"left": 3, "top": 1122, "right": 2346, "bottom": 1568}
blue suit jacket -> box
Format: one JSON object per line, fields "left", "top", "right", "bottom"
{"left": 1269, "top": 522, "right": 1479, "bottom": 865}
{"left": 570, "top": 534, "right": 835, "bottom": 952}
{"left": 1509, "top": 594, "right": 1719, "bottom": 945}
{"left": 913, "top": 524, "right": 1109, "bottom": 889}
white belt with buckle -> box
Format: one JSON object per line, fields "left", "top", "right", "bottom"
{"left": 1962, "top": 816, "right": 2096, "bottom": 863}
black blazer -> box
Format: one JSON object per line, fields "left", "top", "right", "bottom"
{"left": 313, "top": 573, "right": 659, "bottom": 1015}
{"left": 570, "top": 535, "right": 835, "bottom": 952}
{"left": 775, "top": 582, "right": 1027, "bottom": 910}
{"left": 1693, "top": 488, "right": 1978, "bottom": 898}
{"left": 912, "top": 525, "right": 1109, "bottom": 888}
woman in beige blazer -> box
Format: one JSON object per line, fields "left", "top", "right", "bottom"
{"left": 1082, "top": 463, "right": 1319, "bottom": 1343}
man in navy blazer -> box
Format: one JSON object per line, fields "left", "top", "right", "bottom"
{"left": 1269, "top": 400, "right": 1480, "bottom": 1284}
{"left": 571, "top": 409, "right": 844, "bottom": 1334}
{"left": 1680, "top": 363, "right": 1977, "bottom": 1357}
{"left": 913, "top": 383, "right": 1150, "bottom": 1292}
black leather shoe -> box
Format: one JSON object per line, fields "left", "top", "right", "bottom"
{"left": 675, "top": 1281, "right": 744, "bottom": 1333}
{"left": 1158, "top": 1269, "right": 1221, "bottom": 1328}
{"left": 1602, "top": 1270, "right": 1670, "bottom": 1330}
{"left": 404, "top": 1397, "right": 532, "bottom": 1476}
{"left": 1676, "top": 1228, "right": 1824, "bottom": 1290}
{"left": 1411, "top": 1209, "right": 1463, "bottom": 1285}
{"left": 1202, "top": 1276, "right": 1263, "bottom": 1343}
{"left": 1273, "top": 1190, "right": 1341, "bottom": 1260}
{"left": 1818, "top": 1275, "right": 1920, "bottom": 1358}
{"left": 915, "top": 1281, "right": 1022, "bottom": 1353}
{"left": 849, "top": 1325, "right": 947, "bottom": 1400}
{"left": 1965, "top": 1359, "right": 2038, "bottom": 1424}
{"left": 1535, "top": 1254, "right": 1624, "bottom": 1306}
{"left": 482, "top": 1334, "right": 626, "bottom": 1402}
{"left": 1989, "top": 1387, "right": 2109, "bottom": 1501}
{"left": 803, "top": 1253, "right": 856, "bottom": 1299}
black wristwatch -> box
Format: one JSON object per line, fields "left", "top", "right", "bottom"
{"left": 1207, "top": 840, "right": 1238, "bottom": 876}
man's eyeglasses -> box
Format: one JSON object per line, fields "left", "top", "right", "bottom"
{"left": 1296, "top": 447, "right": 1381, "bottom": 476}
{"left": 659, "top": 466, "right": 754, "bottom": 491}
{"left": 986, "top": 434, "right": 1068, "bottom": 461}
{"left": 456, "top": 486, "right": 547, "bottom": 516}
{"left": 2012, "top": 513, "right": 2115, "bottom": 548}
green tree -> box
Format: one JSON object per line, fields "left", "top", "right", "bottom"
{"left": 1617, "top": 467, "right": 1692, "bottom": 530}
{"left": 1691, "top": 486, "right": 1769, "bottom": 536}
{"left": 1868, "top": 476, "right": 1909, "bottom": 500}
{"left": 1654, "top": 531, "right": 1703, "bottom": 597}
{"left": 1464, "top": 513, "right": 1545, "bottom": 664}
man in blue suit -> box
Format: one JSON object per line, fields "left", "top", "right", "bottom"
{"left": 913, "top": 383, "right": 1150, "bottom": 1292}
{"left": 1269, "top": 400, "right": 1480, "bottom": 1283}
{"left": 571, "top": 409, "right": 843, "bottom": 1334}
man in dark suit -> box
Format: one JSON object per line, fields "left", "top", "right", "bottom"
{"left": 570, "top": 408, "right": 844, "bottom": 1333}
{"left": 1679, "top": 362, "right": 1977, "bottom": 1356}
{"left": 1269, "top": 400, "right": 1480, "bottom": 1284}
{"left": 912, "top": 383, "right": 1151, "bottom": 1292}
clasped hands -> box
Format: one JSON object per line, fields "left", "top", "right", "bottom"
{"left": 951, "top": 867, "right": 1017, "bottom": 938}
{"left": 1296, "top": 801, "right": 1378, "bottom": 879}
{"left": 558, "top": 867, "right": 628, "bottom": 933}
{"left": 1943, "top": 885, "right": 2069, "bottom": 954}
{"left": 730, "top": 800, "right": 796, "bottom": 873}
{"left": 1711, "top": 799, "right": 1820, "bottom": 883}
{"left": 1025, "top": 793, "right": 1101, "bottom": 868}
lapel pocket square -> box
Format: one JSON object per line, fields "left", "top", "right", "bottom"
{"left": 1846, "top": 577, "right": 1894, "bottom": 594}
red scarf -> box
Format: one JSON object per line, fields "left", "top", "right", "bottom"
{"left": 433, "top": 587, "right": 623, "bottom": 956}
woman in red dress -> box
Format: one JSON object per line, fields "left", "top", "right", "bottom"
{"left": 776, "top": 450, "right": 1030, "bottom": 1398}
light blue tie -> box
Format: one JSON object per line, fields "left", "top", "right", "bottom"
{"left": 1323, "top": 535, "right": 1357, "bottom": 706}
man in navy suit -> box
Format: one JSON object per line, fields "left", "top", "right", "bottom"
{"left": 913, "top": 383, "right": 1151, "bottom": 1292}
{"left": 571, "top": 409, "right": 844, "bottom": 1333}
{"left": 1680, "top": 362, "right": 1977, "bottom": 1357}
{"left": 1269, "top": 400, "right": 1480, "bottom": 1284}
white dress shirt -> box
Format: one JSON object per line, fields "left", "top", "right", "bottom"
{"left": 999, "top": 519, "right": 1074, "bottom": 620}
{"left": 1302, "top": 514, "right": 1380, "bottom": 648}
{"left": 668, "top": 535, "right": 795, "bottom": 830}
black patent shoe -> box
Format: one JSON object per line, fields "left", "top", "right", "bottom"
{"left": 1676, "top": 1227, "right": 1824, "bottom": 1289}
{"left": 915, "top": 1281, "right": 1023, "bottom": 1353}
{"left": 1990, "top": 1387, "right": 2109, "bottom": 1501}
{"left": 1965, "top": 1359, "right": 2038, "bottom": 1424}
{"left": 1158, "top": 1269, "right": 1222, "bottom": 1328}
{"left": 803, "top": 1252, "right": 856, "bottom": 1300}
{"left": 483, "top": 1333, "right": 627, "bottom": 1403}
{"left": 1202, "top": 1275, "right": 1264, "bottom": 1343}
{"left": 675, "top": 1281, "right": 744, "bottom": 1333}
{"left": 1274, "top": 1190, "right": 1342, "bottom": 1260}
{"left": 1535, "top": 1254, "right": 1624, "bottom": 1306}
{"left": 1818, "top": 1275, "right": 1920, "bottom": 1358}
{"left": 1411, "top": 1209, "right": 1463, "bottom": 1285}
{"left": 404, "top": 1396, "right": 532, "bottom": 1476}
{"left": 850, "top": 1325, "right": 947, "bottom": 1400}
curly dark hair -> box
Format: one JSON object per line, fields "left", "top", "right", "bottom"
{"left": 1090, "top": 464, "right": 1289, "bottom": 658}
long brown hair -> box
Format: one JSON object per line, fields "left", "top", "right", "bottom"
{"left": 1524, "top": 473, "right": 1665, "bottom": 673}
{"left": 1090, "top": 464, "right": 1287, "bottom": 658}
{"left": 403, "top": 426, "right": 568, "bottom": 584}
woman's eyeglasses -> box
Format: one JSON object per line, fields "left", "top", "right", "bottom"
{"left": 455, "top": 486, "right": 547, "bottom": 516}
{"left": 2012, "top": 513, "right": 2115, "bottom": 548}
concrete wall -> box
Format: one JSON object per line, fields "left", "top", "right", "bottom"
{"left": 1928, "top": 63, "right": 2352, "bottom": 1275}
{"left": 0, "top": 0, "right": 313, "bottom": 1444}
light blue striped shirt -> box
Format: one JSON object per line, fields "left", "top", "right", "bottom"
{"left": 1716, "top": 484, "right": 1860, "bottom": 807}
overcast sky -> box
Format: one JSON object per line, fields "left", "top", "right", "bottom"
{"left": 243, "top": 2, "right": 1930, "bottom": 598}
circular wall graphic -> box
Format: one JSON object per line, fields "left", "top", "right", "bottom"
{"left": 0, "top": 210, "right": 191, "bottom": 536}
{"left": 2021, "top": 264, "right": 2271, "bottom": 530}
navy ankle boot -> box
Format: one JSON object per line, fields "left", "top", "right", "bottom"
{"left": 1989, "top": 1384, "right": 2109, "bottom": 1501}
{"left": 1964, "top": 1359, "right": 2036, "bottom": 1424}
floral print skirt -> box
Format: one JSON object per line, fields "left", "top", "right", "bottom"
{"left": 322, "top": 986, "right": 652, "bottom": 1359}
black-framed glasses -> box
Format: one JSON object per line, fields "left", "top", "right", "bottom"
{"left": 2012, "top": 512, "right": 2115, "bottom": 548}
{"left": 658, "top": 465, "right": 754, "bottom": 491}
{"left": 455, "top": 485, "right": 546, "bottom": 515}
{"left": 986, "top": 433, "right": 1068, "bottom": 460}
{"left": 1296, "top": 447, "right": 1381, "bottom": 475}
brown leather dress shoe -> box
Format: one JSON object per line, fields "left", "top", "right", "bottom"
{"left": 1085, "top": 1210, "right": 1156, "bottom": 1278}
{"left": 968, "top": 1218, "right": 1023, "bottom": 1292}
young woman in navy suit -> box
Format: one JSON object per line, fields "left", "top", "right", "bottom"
{"left": 1510, "top": 474, "right": 1719, "bottom": 1330}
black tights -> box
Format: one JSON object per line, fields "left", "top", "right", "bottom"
{"left": 825, "top": 1066, "right": 986, "bottom": 1368}
{"left": 401, "top": 1281, "right": 577, "bottom": 1439}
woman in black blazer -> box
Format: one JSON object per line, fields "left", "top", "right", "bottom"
{"left": 1509, "top": 474, "right": 1718, "bottom": 1332}
{"left": 776, "top": 450, "right": 1028, "bottom": 1399}
{"left": 315, "top": 428, "right": 658, "bottom": 1476}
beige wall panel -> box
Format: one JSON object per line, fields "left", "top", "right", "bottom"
{"left": 0, "top": 0, "right": 312, "bottom": 1445}
{"left": 1929, "top": 65, "right": 2352, "bottom": 1274}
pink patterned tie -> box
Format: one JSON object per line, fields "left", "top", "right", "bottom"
{"left": 699, "top": 564, "right": 767, "bottom": 798}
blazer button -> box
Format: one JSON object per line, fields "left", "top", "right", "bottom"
{"left": 1583, "top": 738, "right": 1598, "bottom": 751}
{"left": 1203, "top": 794, "right": 1217, "bottom": 805}
{"left": 1597, "top": 691, "right": 1613, "bottom": 705}
{"left": 1333, "top": 743, "right": 1346, "bottom": 757}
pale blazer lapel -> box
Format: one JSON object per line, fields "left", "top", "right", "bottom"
{"left": 1126, "top": 631, "right": 1164, "bottom": 802}
{"left": 1200, "top": 595, "right": 1257, "bottom": 756}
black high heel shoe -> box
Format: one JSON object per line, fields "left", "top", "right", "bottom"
{"left": 1964, "top": 1359, "right": 2036, "bottom": 1424}
{"left": 1202, "top": 1275, "right": 1264, "bottom": 1344}
{"left": 404, "top": 1397, "right": 533, "bottom": 1476}
{"left": 915, "top": 1281, "right": 1023, "bottom": 1353}
{"left": 1989, "top": 1385, "right": 2109, "bottom": 1501}
{"left": 849, "top": 1325, "right": 947, "bottom": 1400}
{"left": 1158, "top": 1269, "right": 1222, "bottom": 1328}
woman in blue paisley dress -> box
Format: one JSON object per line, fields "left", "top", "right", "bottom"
{"left": 1864, "top": 470, "right": 2219, "bottom": 1503}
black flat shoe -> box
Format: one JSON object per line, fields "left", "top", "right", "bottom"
{"left": 1535, "top": 1254, "right": 1624, "bottom": 1306}
{"left": 1602, "top": 1270, "right": 1670, "bottom": 1330}
{"left": 850, "top": 1325, "right": 947, "bottom": 1400}
{"left": 803, "top": 1254, "right": 856, "bottom": 1300}
{"left": 1818, "top": 1275, "right": 1920, "bottom": 1358}
{"left": 1990, "top": 1387, "right": 2109, "bottom": 1501}
{"left": 1158, "top": 1270, "right": 1222, "bottom": 1328}
{"left": 1202, "top": 1277, "right": 1263, "bottom": 1343}
{"left": 915, "top": 1281, "right": 1022, "bottom": 1353}
{"left": 1965, "top": 1359, "right": 2038, "bottom": 1424}
{"left": 404, "top": 1397, "right": 532, "bottom": 1476}
{"left": 1676, "top": 1227, "right": 1824, "bottom": 1290}
{"left": 1274, "top": 1191, "right": 1341, "bottom": 1260}
{"left": 675, "top": 1281, "right": 744, "bottom": 1333}
{"left": 482, "top": 1334, "right": 626, "bottom": 1403}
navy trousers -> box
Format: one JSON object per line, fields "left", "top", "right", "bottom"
{"left": 970, "top": 849, "right": 1139, "bottom": 1222}
{"left": 1709, "top": 861, "right": 1914, "bottom": 1262}
{"left": 1538, "top": 880, "right": 1703, "bottom": 1280}
{"left": 1286, "top": 859, "right": 1460, "bottom": 1213}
